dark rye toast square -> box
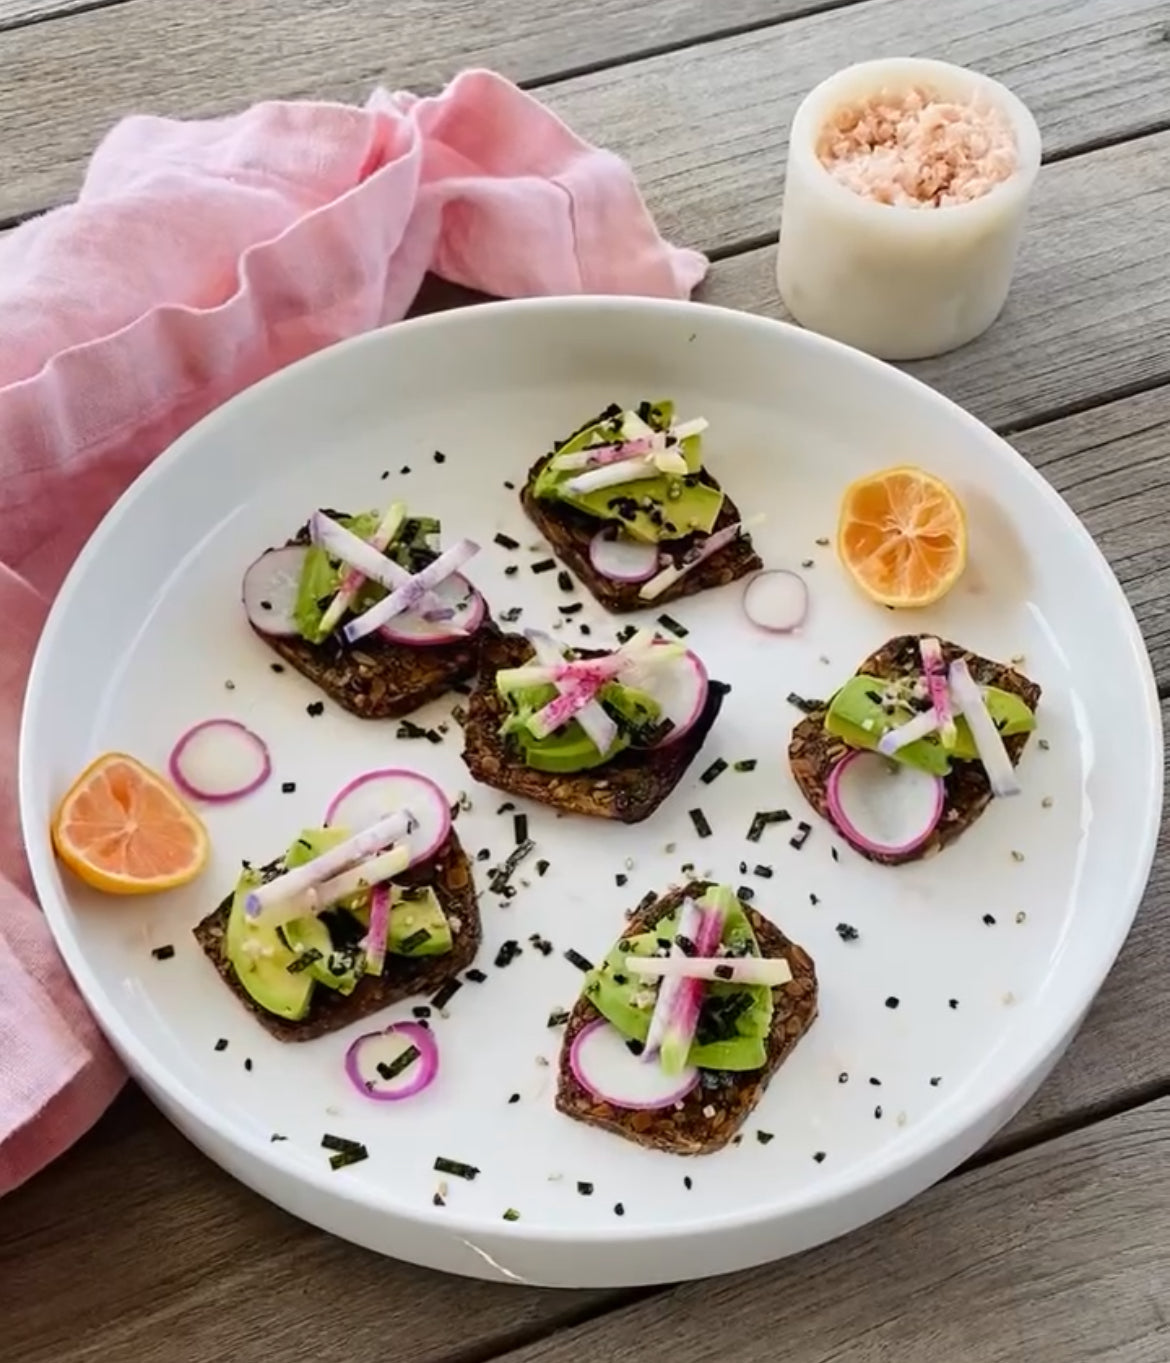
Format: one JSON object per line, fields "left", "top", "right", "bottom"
{"left": 555, "top": 881, "right": 818, "bottom": 1155}
{"left": 789, "top": 634, "right": 1042, "bottom": 867}
{"left": 520, "top": 456, "right": 762, "bottom": 614}
{"left": 252, "top": 515, "right": 496, "bottom": 719}
{"left": 192, "top": 831, "right": 482, "bottom": 1043}
{"left": 460, "top": 632, "right": 729, "bottom": 824}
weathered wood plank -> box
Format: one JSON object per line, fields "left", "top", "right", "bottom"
{"left": 0, "top": 1086, "right": 634, "bottom": 1363}
{"left": 496, "top": 1097, "right": 1170, "bottom": 1363}
{"left": 0, "top": 0, "right": 127, "bottom": 26}
{"left": 0, "top": 0, "right": 833, "bottom": 220}
{"left": 702, "top": 132, "right": 1170, "bottom": 444}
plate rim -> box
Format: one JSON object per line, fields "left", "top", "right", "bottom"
{"left": 19, "top": 294, "right": 1165, "bottom": 1246}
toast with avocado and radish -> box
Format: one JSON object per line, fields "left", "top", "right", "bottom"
{"left": 789, "top": 634, "right": 1041, "bottom": 866}
{"left": 460, "top": 629, "right": 729, "bottom": 823}
{"left": 520, "top": 401, "right": 762, "bottom": 613}
{"left": 556, "top": 882, "right": 817, "bottom": 1155}
{"left": 241, "top": 502, "right": 495, "bottom": 719}
{"left": 193, "top": 819, "right": 481, "bottom": 1043}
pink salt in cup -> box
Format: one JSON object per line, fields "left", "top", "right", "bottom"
{"left": 776, "top": 58, "right": 1042, "bottom": 361}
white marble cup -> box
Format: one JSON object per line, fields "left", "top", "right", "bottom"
{"left": 776, "top": 58, "right": 1042, "bottom": 361}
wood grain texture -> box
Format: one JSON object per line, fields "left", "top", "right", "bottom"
{"left": 0, "top": 0, "right": 130, "bottom": 26}
{"left": 700, "top": 132, "right": 1170, "bottom": 436}
{"left": 0, "top": 0, "right": 832, "bottom": 220}
{"left": 0, "top": 1088, "right": 633, "bottom": 1363}
{"left": 496, "top": 1097, "right": 1170, "bottom": 1363}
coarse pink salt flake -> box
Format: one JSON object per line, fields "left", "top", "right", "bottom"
{"left": 816, "top": 86, "right": 1018, "bottom": 208}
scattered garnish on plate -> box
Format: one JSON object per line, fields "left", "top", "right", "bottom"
{"left": 51, "top": 752, "right": 210, "bottom": 895}
{"left": 168, "top": 718, "right": 272, "bottom": 803}
{"left": 837, "top": 465, "right": 966, "bottom": 607}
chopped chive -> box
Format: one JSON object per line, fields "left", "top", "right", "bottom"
{"left": 753, "top": 864, "right": 774, "bottom": 879}
{"left": 504, "top": 564, "right": 519, "bottom": 577}
{"left": 376, "top": 1045, "right": 420, "bottom": 1082}
{"left": 786, "top": 691, "right": 820, "bottom": 715}
{"left": 835, "top": 923, "right": 859, "bottom": 942}
{"left": 564, "top": 947, "right": 594, "bottom": 973}
{"left": 747, "top": 809, "right": 791, "bottom": 842}
{"left": 286, "top": 948, "right": 322, "bottom": 973}
{"left": 502, "top": 1208, "right": 521, "bottom": 1222}
{"left": 329, "top": 1146, "right": 369, "bottom": 1170}
{"left": 615, "top": 872, "right": 628, "bottom": 888}
{"left": 558, "top": 602, "right": 583, "bottom": 616}
{"left": 756, "top": 1130, "right": 775, "bottom": 1145}
{"left": 322, "top": 1133, "right": 364, "bottom": 1153}
{"left": 499, "top": 606, "right": 523, "bottom": 624}
{"left": 689, "top": 808, "right": 713, "bottom": 838}
{"left": 489, "top": 839, "right": 534, "bottom": 895}
{"left": 412, "top": 1005, "right": 432, "bottom": 1019}
{"left": 536, "top": 858, "right": 550, "bottom": 876}
{"left": 531, "top": 558, "right": 556, "bottom": 575}
{"left": 547, "top": 1009, "right": 570, "bottom": 1028}
{"left": 398, "top": 928, "right": 432, "bottom": 954}
{"left": 431, "top": 977, "right": 463, "bottom": 1011}
{"left": 557, "top": 569, "right": 574, "bottom": 592}
{"left": 513, "top": 812, "right": 528, "bottom": 845}
{"left": 466, "top": 968, "right": 487, "bottom": 983}
{"left": 789, "top": 821, "right": 812, "bottom": 850}
{"left": 434, "top": 1156, "right": 480, "bottom": 1181}
{"left": 733, "top": 758, "right": 758, "bottom": 772}
{"left": 214, "top": 1038, "right": 229, "bottom": 1052}
{"left": 281, "top": 780, "right": 297, "bottom": 794}
{"left": 494, "top": 940, "right": 522, "bottom": 968}
{"left": 151, "top": 944, "right": 175, "bottom": 961}
{"left": 700, "top": 758, "right": 728, "bottom": 785}
{"left": 494, "top": 532, "right": 520, "bottom": 550}
{"left": 657, "top": 613, "right": 688, "bottom": 639}
{"left": 577, "top": 1181, "right": 594, "bottom": 1196}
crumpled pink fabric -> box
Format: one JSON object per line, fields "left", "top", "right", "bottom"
{"left": 0, "top": 67, "right": 707, "bottom": 1197}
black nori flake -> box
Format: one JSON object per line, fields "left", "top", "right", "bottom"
{"left": 536, "top": 858, "right": 550, "bottom": 877}
{"left": 434, "top": 1156, "right": 480, "bottom": 1181}
{"left": 689, "top": 807, "right": 713, "bottom": 838}
{"left": 616, "top": 624, "right": 637, "bottom": 644}
{"left": 624, "top": 1038, "right": 645, "bottom": 1057}
{"left": 259, "top": 600, "right": 272, "bottom": 611}
{"left": 786, "top": 691, "right": 821, "bottom": 714}
{"left": 286, "top": 948, "right": 322, "bottom": 974}
{"left": 948, "top": 998, "right": 959, "bottom": 1009}
{"left": 983, "top": 913, "right": 997, "bottom": 925}
{"left": 433, "top": 1192, "right": 446, "bottom": 1206}
{"left": 513, "top": 812, "right": 528, "bottom": 845}
{"left": 557, "top": 569, "right": 574, "bottom": 592}
{"left": 398, "top": 928, "right": 432, "bottom": 954}
{"left": 615, "top": 872, "right": 630, "bottom": 889}
{"left": 504, "top": 479, "right": 516, "bottom": 490}
{"left": 835, "top": 922, "right": 859, "bottom": 942}
{"left": 270, "top": 662, "right": 285, "bottom": 673}
{"left": 244, "top": 1058, "right": 253, "bottom": 1072}
{"left": 558, "top": 602, "right": 583, "bottom": 616}
{"left": 396, "top": 719, "right": 430, "bottom": 739}
{"left": 281, "top": 781, "right": 296, "bottom": 794}
{"left": 714, "top": 963, "right": 734, "bottom": 980}
{"left": 633, "top": 891, "right": 657, "bottom": 916}
{"left": 322, "top": 1133, "right": 363, "bottom": 1153}
{"left": 476, "top": 848, "right": 491, "bottom": 862}
{"left": 504, "top": 564, "right": 519, "bottom": 577}
{"left": 306, "top": 700, "right": 325, "bottom": 717}
{"left": 831, "top": 847, "right": 841, "bottom": 862}
{"left": 733, "top": 759, "right": 758, "bottom": 773}
{"left": 613, "top": 1202, "right": 625, "bottom": 1217}
{"left": 564, "top": 947, "right": 594, "bottom": 973}
{"left": 885, "top": 996, "right": 900, "bottom": 1009}
{"left": 657, "top": 613, "right": 688, "bottom": 639}
{"left": 809, "top": 892, "right": 820, "bottom": 906}
{"left": 434, "top": 450, "right": 447, "bottom": 463}
{"left": 874, "top": 1106, "right": 883, "bottom": 1119}
{"left": 502, "top": 1208, "right": 521, "bottom": 1222}
{"left": 869, "top": 1076, "right": 882, "bottom": 1086}
{"left": 756, "top": 1130, "right": 775, "bottom": 1145}
{"left": 151, "top": 944, "right": 175, "bottom": 961}
{"left": 497, "top": 802, "right": 516, "bottom": 813}
{"left": 736, "top": 886, "right": 755, "bottom": 903}
{"left": 790, "top": 821, "right": 812, "bottom": 850}
{"left": 499, "top": 606, "right": 523, "bottom": 624}
{"left": 531, "top": 558, "right": 556, "bottom": 575}
{"left": 489, "top": 839, "right": 534, "bottom": 895}
{"left": 494, "top": 940, "right": 523, "bottom": 968}
{"left": 376, "top": 1045, "right": 420, "bottom": 1082}
{"left": 700, "top": 758, "right": 728, "bottom": 785}
{"left": 579, "top": 624, "right": 592, "bottom": 636}
{"left": 747, "top": 809, "right": 791, "bottom": 842}
{"left": 494, "top": 532, "right": 520, "bottom": 550}
{"left": 930, "top": 1076, "right": 942, "bottom": 1087}
{"left": 214, "top": 1038, "right": 229, "bottom": 1052}
{"left": 380, "top": 470, "right": 390, "bottom": 480}
{"left": 577, "top": 1181, "right": 594, "bottom": 1196}
{"left": 400, "top": 464, "right": 412, "bottom": 475}
{"left": 838, "top": 1072, "right": 849, "bottom": 1084}
{"left": 813, "top": 1151, "right": 826, "bottom": 1163}
{"left": 329, "top": 1146, "right": 369, "bottom": 1170}
{"left": 547, "top": 1009, "right": 570, "bottom": 1028}
{"left": 412, "top": 1005, "right": 432, "bottom": 1019}
{"left": 508, "top": 1093, "right": 521, "bottom": 1105}
{"left": 431, "top": 977, "right": 463, "bottom": 1011}
{"left": 271, "top": 1133, "right": 287, "bottom": 1142}
{"left": 466, "top": 968, "right": 488, "bottom": 983}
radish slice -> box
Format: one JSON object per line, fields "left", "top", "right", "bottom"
{"left": 624, "top": 954, "right": 793, "bottom": 987}
{"left": 242, "top": 545, "right": 309, "bottom": 637}
{"left": 343, "top": 539, "right": 480, "bottom": 644}
{"left": 742, "top": 569, "right": 808, "bottom": 633}
{"left": 168, "top": 719, "right": 271, "bottom": 803}
{"left": 364, "top": 884, "right": 393, "bottom": 976}
{"left": 920, "top": 637, "right": 957, "bottom": 749}
{"left": 877, "top": 708, "right": 940, "bottom": 757}
{"left": 826, "top": 750, "right": 944, "bottom": 858}
{"left": 346, "top": 1022, "right": 439, "bottom": 1102}
{"left": 588, "top": 528, "right": 660, "bottom": 583}
{"left": 636, "top": 647, "right": 709, "bottom": 747}
{"left": 378, "top": 573, "right": 485, "bottom": 646}
{"left": 569, "top": 1018, "right": 698, "bottom": 1111}
{"left": 324, "top": 768, "right": 452, "bottom": 865}
{"left": 947, "top": 660, "right": 1022, "bottom": 799}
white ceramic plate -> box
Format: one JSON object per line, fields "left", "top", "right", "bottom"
{"left": 20, "top": 299, "right": 1163, "bottom": 1289}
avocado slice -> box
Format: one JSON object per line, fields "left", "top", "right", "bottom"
{"left": 498, "top": 676, "right": 663, "bottom": 774}
{"left": 388, "top": 887, "right": 453, "bottom": 957}
{"left": 583, "top": 889, "right": 774, "bottom": 1071}
{"left": 531, "top": 402, "right": 723, "bottom": 544}
{"left": 225, "top": 869, "right": 316, "bottom": 1021}
{"left": 825, "top": 673, "right": 1036, "bottom": 776}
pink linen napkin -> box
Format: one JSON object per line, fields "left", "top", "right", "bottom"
{"left": 0, "top": 68, "right": 707, "bottom": 1197}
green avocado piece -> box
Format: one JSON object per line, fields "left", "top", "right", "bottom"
{"left": 582, "top": 889, "right": 773, "bottom": 1071}
{"left": 293, "top": 510, "right": 381, "bottom": 644}
{"left": 388, "top": 887, "right": 452, "bottom": 957}
{"left": 225, "top": 869, "right": 316, "bottom": 1021}
{"left": 279, "top": 826, "right": 366, "bottom": 992}
{"left": 825, "top": 674, "right": 1036, "bottom": 776}
{"left": 499, "top": 677, "right": 662, "bottom": 773}
{"left": 531, "top": 402, "right": 723, "bottom": 544}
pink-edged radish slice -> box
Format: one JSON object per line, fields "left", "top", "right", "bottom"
{"left": 588, "top": 527, "right": 660, "bottom": 583}
{"left": 363, "top": 884, "right": 393, "bottom": 977}
{"left": 826, "top": 750, "right": 944, "bottom": 858}
{"left": 947, "top": 660, "right": 1022, "bottom": 799}
{"left": 569, "top": 1017, "right": 698, "bottom": 1111}
{"left": 324, "top": 768, "right": 452, "bottom": 865}
{"left": 345, "top": 1022, "right": 439, "bottom": 1102}
{"left": 742, "top": 569, "right": 808, "bottom": 633}
{"left": 168, "top": 719, "right": 272, "bottom": 803}
{"left": 637, "top": 646, "right": 709, "bottom": 748}
{"left": 242, "top": 544, "right": 309, "bottom": 637}
{"left": 378, "top": 573, "right": 485, "bottom": 646}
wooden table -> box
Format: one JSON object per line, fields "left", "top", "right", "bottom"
{"left": 3, "top": 2, "right": 1169, "bottom": 1359}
